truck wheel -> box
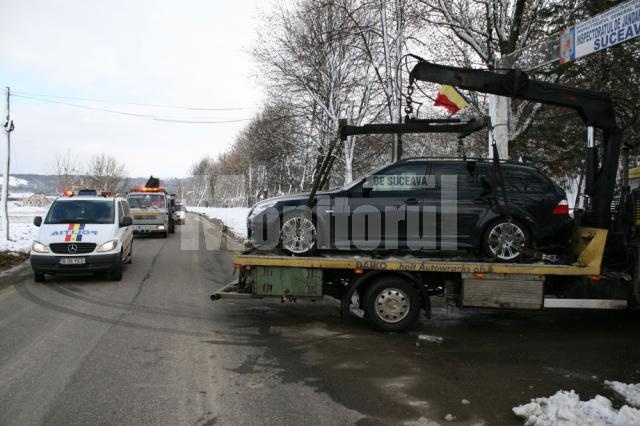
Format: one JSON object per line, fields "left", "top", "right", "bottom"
{"left": 110, "top": 251, "right": 124, "bottom": 281}
{"left": 363, "top": 276, "right": 421, "bottom": 332}
{"left": 34, "top": 273, "right": 45, "bottom": 283}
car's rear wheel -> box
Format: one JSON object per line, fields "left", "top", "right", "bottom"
{"left": 482, "top": 218, "right": 528, "bottom": 261}
{"left": 362, "top": 276, "right": 421, "bottom": 332}
{"left": 280, "top": 212, "right": 317, "bottom": 256}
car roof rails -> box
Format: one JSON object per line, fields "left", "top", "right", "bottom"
{"left": 398, "top": 156, "right": 529, "bottom": 165}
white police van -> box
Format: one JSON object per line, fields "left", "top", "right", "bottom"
{"left": 30, "top": 191, "right": 134, "bottom": 282}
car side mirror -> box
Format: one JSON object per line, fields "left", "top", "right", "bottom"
{"left": 120, "top": 216, "right": 133, "bottom": 227}
{"left": 33, "top": 216, "right": 42, "bottom": 227}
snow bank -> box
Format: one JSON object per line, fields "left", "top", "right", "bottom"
{"left": 187, "top": 207, "right": 250, "bottom": 239}
{"left": 605, "top": 381, "right": 640, "bottom": 408}
{"left": 0, "top": 201, "right": 48, "bottom": 252}
{"left": 513, "top": 390, "right": 640, "bottom": 425}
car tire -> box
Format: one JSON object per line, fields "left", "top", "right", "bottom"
{"left": 362, "top": 276, "right": 421, "bottom": 332}
{"left": 125, "top": 242, "right": 133, "bottom": 264}
{"left": 279, "top": 211, "right": 317, "bottom": 256}
{"left": 34, "top": 272, "right": 45, "bottom": 283}
{"left": 110, "top": 251, "right": 124, "bottom": 281}
{"left": 481, "top": 218, "right": 529, "bottom": 262}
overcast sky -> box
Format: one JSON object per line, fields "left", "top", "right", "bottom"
{"left": 0, "top": 0, "right": 266, "bottom": 178}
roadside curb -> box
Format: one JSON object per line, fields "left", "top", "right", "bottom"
{"left": 0, "top": 260, "right": 32, "bottom": 293}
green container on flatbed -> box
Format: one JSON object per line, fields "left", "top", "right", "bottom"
{"left": 252, "top": 266, "right": 323, "bottom": 297}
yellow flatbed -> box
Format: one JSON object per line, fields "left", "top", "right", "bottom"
{"left": 233, "top": 227, "right": 607, "bottom": 277}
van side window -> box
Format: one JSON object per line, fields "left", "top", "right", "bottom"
{"left": 122, "top": 201, "right": 131, "bottom": 217}
{"left": 118, "top": 201, "right": 125, "bottom": 220}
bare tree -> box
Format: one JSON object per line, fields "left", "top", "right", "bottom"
{"left": 50, "top": 149, "right": 81, "bottom": 194}
{"left": 82, "top": 153, "right": 128, "bottom": 193}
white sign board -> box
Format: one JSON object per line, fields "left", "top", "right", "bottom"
{"left": 560, "top": 0, "right": 640, "bottom": 63}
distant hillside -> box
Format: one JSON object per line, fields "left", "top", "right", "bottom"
{"left": 1, "top": 174, "right": 185, "bottom": 198}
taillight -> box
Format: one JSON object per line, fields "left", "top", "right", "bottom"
{"left": 552, "top": 199, "right": 569, "bottom": 215}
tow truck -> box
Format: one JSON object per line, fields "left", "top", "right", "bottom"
{"left": 126, "top": 186, "right": 176, "bottom": 237}
{"left": 212, "top": 58, "right": 638, "bottom": 332}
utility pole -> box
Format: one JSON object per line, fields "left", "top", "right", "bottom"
{"left": 2, "top": 87, "right": 13, "bottom": 242}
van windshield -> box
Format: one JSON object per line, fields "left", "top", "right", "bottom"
{"left": 45, "top": 200, "right": 115, "bottom": 224}
{"left": 128, "top": 194, "right": 166, "bottom": 209}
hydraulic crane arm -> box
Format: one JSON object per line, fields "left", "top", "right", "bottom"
{"left": 410, "top": 60, "right": 622, "bottom": 229}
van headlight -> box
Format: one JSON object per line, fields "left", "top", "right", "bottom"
{"left": 97, "top": 240, "right": 118, "bottom": 252}
{"left": 32, "top": 241, "right": 49, "bottom": 253}
{"left": 249, "top": 202, "right": 276, "bottom": 218}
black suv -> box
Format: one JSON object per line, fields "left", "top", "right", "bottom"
{"left": 247, "top": 158, "right": 569, "bottom": 261}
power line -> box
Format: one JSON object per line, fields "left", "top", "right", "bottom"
{"left": 11, "top": 94, "right": 251, "bottom": 124}
{"left": 10, "top": 91, "right": 245, "bottom": 111}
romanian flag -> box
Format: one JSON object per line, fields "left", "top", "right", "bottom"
{"left": 434, "top": 85, "right": 469, "bottom": 114}
{"left": 65, "top": 224, "right": 84, "bottom": 242}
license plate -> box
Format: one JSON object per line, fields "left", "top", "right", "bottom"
{"left": 59, "top": 257, "right": 86, "bottom": 265}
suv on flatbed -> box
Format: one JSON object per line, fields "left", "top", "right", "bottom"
{"left": 247, "top": 158, "right": 570, "bottom": 260}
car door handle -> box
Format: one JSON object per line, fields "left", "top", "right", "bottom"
{"left": 405, "top": 198, "right": 421, "bottom": 205}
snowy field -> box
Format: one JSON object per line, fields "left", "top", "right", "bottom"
{"left": 187, "top": 207, "right": 250, "bottom": 239}
{"left": 513, "top": 381, "right": 640, "bottom": 425}
{"left": 0, "top": 201, "right": 49, "bottom": 252}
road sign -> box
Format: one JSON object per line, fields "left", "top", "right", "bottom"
{"left": 560, "top": 0, "right": 640, "bottom": 63}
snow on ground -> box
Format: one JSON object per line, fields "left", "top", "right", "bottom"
{"left": 605, "top": 381, "right": 640, "bottom": 408}
{"left": 187, "top": 207, "right": 250, "bottom": 239}
{"left": 0, "top": 201, "right": 49, "bottom": 252}
{"left": 513, "top": 389, "right": 640, "bottom": 425}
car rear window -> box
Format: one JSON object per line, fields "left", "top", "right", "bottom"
{"left": 45, "top": 200, "right": 115, "bottom": 224}
{"left": 501, "top": 167, "right": 550, "bottom": 192}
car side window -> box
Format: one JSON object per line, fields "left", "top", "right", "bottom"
{"left": 429, "top": 163, "right": 482, "bottom": 192}
{"left": 369, "top": 164, "right": 429, "bottom": 192}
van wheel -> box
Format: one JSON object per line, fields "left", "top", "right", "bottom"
{"left": 34, "top": 273, "right": 45, "bottom": 283}
{"left": 363, "top": 276, "right": 421, "bottom": 332}
{"left": 110, "top": 251, "right": 124, "bottom": 281}
{"left": 125, "top": 243, "right": 133, "bottom": 264}
{"left": 481, "top": 218, "right": 528, "bottom": 261}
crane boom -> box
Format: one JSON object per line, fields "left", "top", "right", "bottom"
{"left": 409, "top": 60, "right": 622, "bottom": 229}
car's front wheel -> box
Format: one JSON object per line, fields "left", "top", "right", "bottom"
{"left": 482, "top": 218, "right": 528, "bottom": 261}
{"left": 280, "top": 212, "right": 317, "bottom": 256}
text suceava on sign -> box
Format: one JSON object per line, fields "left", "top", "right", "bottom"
{"left": 560, "top": 0, "right": 640, "bottom": 63}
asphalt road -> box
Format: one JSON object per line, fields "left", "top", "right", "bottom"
{"left": 1, "top": 213, "right": 640, "bottom": 425}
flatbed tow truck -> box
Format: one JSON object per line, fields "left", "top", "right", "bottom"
{"left": 212, "top": 59, "right": 639, "bottom": 332}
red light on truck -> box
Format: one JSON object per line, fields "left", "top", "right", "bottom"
{"left": 63, "top": 190, "right": 74, "bottom": 197}
{"left": 552, "top": 200, "right": 569, "bottom": 215}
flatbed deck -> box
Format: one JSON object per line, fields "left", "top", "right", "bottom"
{"left": 233, "top": 227, "right": 607, "bottom": 277}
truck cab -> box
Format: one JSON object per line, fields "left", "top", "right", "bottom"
{"left": 127, "top": 187, "right": 175, "bottom": 237}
